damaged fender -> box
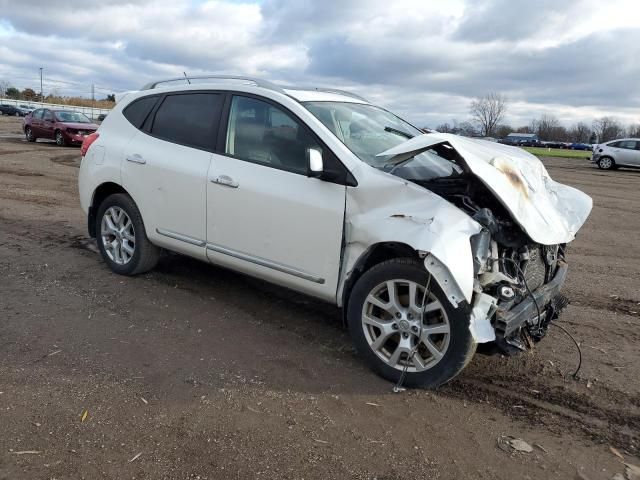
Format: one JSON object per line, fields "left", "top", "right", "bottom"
{"left": 339, "top": 168, "right": 498, "bottom": 340}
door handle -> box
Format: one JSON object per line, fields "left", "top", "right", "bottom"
{"left": 211, "top": 175, "right": 239, "bottom": 188}
{"left": 126, "top": 154, "right": 146, "bottom": 164}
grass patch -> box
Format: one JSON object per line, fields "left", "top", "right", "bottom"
{"left": 523, "top": 147, "right": 592, "bottom": 159}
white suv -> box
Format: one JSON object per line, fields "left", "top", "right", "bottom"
{"left": 78, "top": 75, "right": 592, "bottom": 387}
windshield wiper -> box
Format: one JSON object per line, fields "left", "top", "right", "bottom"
{"left": 384, "top": 126, "right": 414, "bottom": 139}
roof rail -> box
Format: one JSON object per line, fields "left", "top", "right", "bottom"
{"left": 141, "top": 75, "right": 286, "bottom": 94}
{"left": 285, "top": 86, "right": 369, "bottom": 103}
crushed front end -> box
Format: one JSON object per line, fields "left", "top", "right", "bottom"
{"left": 377, "top": 134, "right": 592, "bottom": 353}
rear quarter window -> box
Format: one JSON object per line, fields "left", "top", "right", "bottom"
{"left": 123, "top": 95, "right": 159, "bottom": 129}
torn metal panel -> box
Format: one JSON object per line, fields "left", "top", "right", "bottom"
{"left": 340, "top": 167, "right": 482, "bottom": 308}
{"left": 378, "top": 133, "right": 593, "bottom": 245}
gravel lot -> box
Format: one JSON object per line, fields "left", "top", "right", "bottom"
{"left": 1, "top": 115, "right": 638, "bottom": 479}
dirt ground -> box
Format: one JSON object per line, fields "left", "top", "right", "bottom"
{"left": 0, "top": 114, "right": 638, "bottom": 480}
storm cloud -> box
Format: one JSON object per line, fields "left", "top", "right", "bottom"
{"left": 0, "top": 0, "right": 637, "bottom": 127}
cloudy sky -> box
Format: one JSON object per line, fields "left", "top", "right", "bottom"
{"left": 0, "top": 0, "right": 638, "bottom": 128}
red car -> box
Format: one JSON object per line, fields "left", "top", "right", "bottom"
{"left": 23, "top": 108, "right": 99, "bottom": 146}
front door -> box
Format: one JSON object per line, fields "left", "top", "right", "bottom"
{"left": 41, "top": 109, "right": 55, "bottom": 139}
{"left": 206, "top": 95, "right": 346, "bottom": 301}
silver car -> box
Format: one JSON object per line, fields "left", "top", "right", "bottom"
{"left": 592, "top": 138, "right": 640, "bottom": 170}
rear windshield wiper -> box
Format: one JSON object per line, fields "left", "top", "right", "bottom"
{"left": 384, "top": 126, "right": 414, "bottom": 139}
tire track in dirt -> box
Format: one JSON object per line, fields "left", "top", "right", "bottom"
{"left": 442, "top": 376, "right": 640, "bottom": 454}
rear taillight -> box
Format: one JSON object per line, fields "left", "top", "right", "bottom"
{"left": 80, "top": 132, "right": 99, "bottom": 157}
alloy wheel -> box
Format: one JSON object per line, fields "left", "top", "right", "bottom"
{"left": 599, "top": 157, "right": 612, "bottom": 169}
{"left": 56, "top": 131, "right": 64, "bottom": 145}
{"left": 361, "top": 279, "right": 450, "bottom": 373}
{"left": 100, "top": 206, "right": 135, "bottom": 265}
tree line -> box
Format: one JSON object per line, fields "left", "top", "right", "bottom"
{"left": 435, "top": 92, "right": 640, "bottom": 143}
{"left": 0, "top": 81, "right": 115, "bottom": 104}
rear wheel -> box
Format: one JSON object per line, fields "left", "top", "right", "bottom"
{"left": 347, "top": 258, "right": 476, "bottom": 388}
{"left": 95, "top": 193, "right": 160, "bottom": 276}
{"left": 597, "top": 156, "right": 614, "bottom": 170}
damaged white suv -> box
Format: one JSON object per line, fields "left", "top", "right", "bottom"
{"left": 78, "top": 76, "right": 592, "bottom": 388}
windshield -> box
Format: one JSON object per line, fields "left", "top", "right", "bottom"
{"left": 54, "top": 111, "right": 92, "bottom": 123}
{"left": 303, "top": 101, "right": 462, "bottom": 180}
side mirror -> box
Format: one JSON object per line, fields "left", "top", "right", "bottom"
{"left": 307, "top": 148, "right": 323, "bottom": 178}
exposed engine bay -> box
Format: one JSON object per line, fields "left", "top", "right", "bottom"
{"left": 397, "top": 143, "right": 571, "bottom": 354}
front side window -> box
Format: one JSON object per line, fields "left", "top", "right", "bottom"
{"left": 304, "top": 101, "right": 462, "bottom": 180}
{"left": 150, "top": 93, "right": 222, "bottom": 151}
{"left": 225, "top": 96, "right": 319, "bottom": 174}
{"left": 617, "top": 140, "right": 637, "bottom": 150}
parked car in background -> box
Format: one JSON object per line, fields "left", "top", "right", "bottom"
{"left": 0, "top": 104, "right": 27, "bottom": 116}
{"left": 499, "top": 133, "right": 541, "bottom": 147}
{"left": 569, "top": 143, "right": 591, "bottom": 151}
{"left": 77, "top": 75, "right": 592, "bottom": 388}
{"left": 591, "top": 138, "right": 640, "bottom": 169}
{"left": 97, "top": 113, "right": 108, "bottom": 121}
{"left": 23, "top": 108, "right": 99, "bottom": 146}
{"left": 19, "top": 104, "right": 35, "bottom": 114}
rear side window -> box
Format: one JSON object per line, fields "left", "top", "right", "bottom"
{"left": 32, "top": 109, "right": 43, "bottom": 119}
{"left": 123, "top": 95, "right": 159, "bottom": 129}
{"left": 150, "top": 93, "right": 222, "bottom": 151}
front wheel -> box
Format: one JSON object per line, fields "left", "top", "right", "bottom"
{"left": 598, "top": 157, "right": 614, "bottom": 170}
{"left": 55, "top": 130, "right": 66, "bottom": 146}
{"left": 25, "top": 127, "right": 36, "bottom": 142}
{"left": 95, "top": 193, "right": 160, "bottom": 275}
{"left": 347, "top": 258, "right": 476, "bottom": 388}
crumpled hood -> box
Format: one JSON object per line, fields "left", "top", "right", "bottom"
{"left": 378, "top": 133, "right": 592, "bottom": 245}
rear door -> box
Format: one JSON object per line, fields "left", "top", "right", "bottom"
{"left": 205, "top": 94, "right": 347, "bottom": 301}
{"left": 121, "top": 91, "right": 224, "bottom": 260}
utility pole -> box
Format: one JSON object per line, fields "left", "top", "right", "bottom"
{"left": 39, "top": 67, "right": 43, "bottom": 102}
{"left": 91, "top": 84, "right": 95, "bottom": 112}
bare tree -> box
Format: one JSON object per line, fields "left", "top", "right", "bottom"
{"left": 626, "top": 124, "right": 640, "bottom": 138}
{"left": 469, "top": 92, "right": 507, "bottom": 137}
{"left": 457, "top": 121, "right": 478, "bottom": 137}
{"left": 0, "top": 80, "right": 8, "bottom": 98}
{"left": 569, "top": 122, "right": 591, "bottom": 143}
{"left": 593, "top": 117, "right": 623, "bottom": 142}
{"left": 436, "top": 122, "right": 453, "bottom": 133}
{"left": 535, "top": 114, "right": 560, "bottom": 140}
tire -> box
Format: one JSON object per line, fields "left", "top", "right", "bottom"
{"left": 95, "top": 193, "right": 160, "bottom": 276}
{"left": 55, "top": 130, "right": 66, "bottom": 146}
{"left": 597, "top": 156, "right": 614, "bottom": 170}
{"left": 347, "top": 258, "right": 476, "bottom": 389}
{"left": 25, "top": 127, "right": 35, "bottom": 142}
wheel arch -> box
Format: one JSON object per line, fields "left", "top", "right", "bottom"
{"left": 88, "top": 182, "right": 131, "bottom": 237}
{"left": 340, "top": 241, "right": 419, "bottom": 323}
